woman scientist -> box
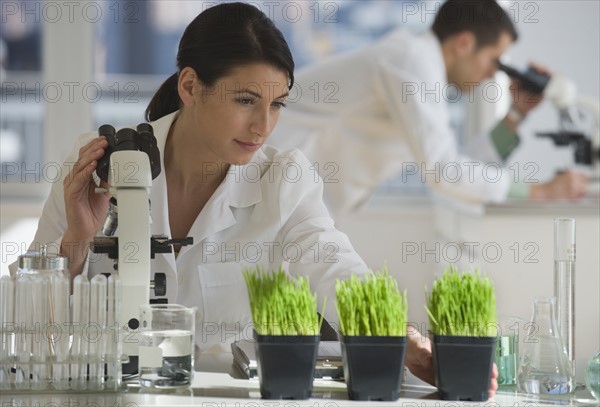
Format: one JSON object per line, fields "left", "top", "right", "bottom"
{"left": 16, "top": 2, "right": 496, "bottom": 395}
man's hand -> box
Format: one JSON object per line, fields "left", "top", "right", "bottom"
{"left": 509, "top": 62, "right": 551, "bottom": 117}
{"left": 405, "top": 326, "right": 499, "bottom": 399}
{"left": 530, "top": 169, "right": 590, "bottom": 200}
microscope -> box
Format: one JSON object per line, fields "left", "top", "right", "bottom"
{"left": 91, "top": 124, "right": 192, "bottom": 374}
{"left": 499, "top": 63, "right": 600, "bottom": 185}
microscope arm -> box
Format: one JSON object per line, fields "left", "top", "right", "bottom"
{"left": 107, "top": 150, "right": 152, "bottom": 356}
{"left": 544, "top": 74, "right": 600, "bottom": 155}
{"left": 576, "top": 95, "right": 600, "bottom": 120}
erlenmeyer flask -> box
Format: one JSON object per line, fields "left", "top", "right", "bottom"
{"left": 517, "top": 297, "right": 574, "bottom": 394}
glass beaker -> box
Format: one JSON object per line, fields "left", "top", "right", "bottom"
{"left": 495, "top": 315, "right": 524, "bottom": 386}
{"left": 517, "top": 297, "right": 574, "bottom": 394}
{"left": 585, "top": 350, "right": 600, "bottom": 401}
{"left": 138, "top": 304, "right": 196, "bottom": 389}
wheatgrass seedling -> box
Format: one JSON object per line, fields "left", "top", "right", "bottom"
{"left": 425, "top": 266, "right": 497, "bottom": 337}
{"left": 243, "top": 266, "right": 324, "bottom": 336}
{"left": 336, "top": 268, "right": 408, "bottom": 336}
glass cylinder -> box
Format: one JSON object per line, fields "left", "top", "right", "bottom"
{"left": 15, "top": 245, "right": 70, "bottom": 390}
{"left": 554, "top": 218, "right": 575, "bottom": 371}
{"left": 16, "top": 244, "right": 70, "bottom": 390}
{"left": 17, "top": 245, "right": 70, "bottom": 328}
{"left": 517, "top": 297, "right": 574, "bottom": 394}
{"left": 0, "top": 275, "right": 15, "bottom": 390}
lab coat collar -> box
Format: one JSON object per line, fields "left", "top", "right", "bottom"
{"left": 184, "top": 147, "right": 267, "bottom": 248}
{"left": 146, "top": 111, "right": 178, "bottom": 278}
{"left": 149, "top": 110, "right": 178, "bottom": 175}
{"left": 150, "top": 110, "right": 265, "bottom": 209}
{"left": 425, "top": 29, "right": 447, "bottom": 78}
{"left": 224, "top": 148, "right": 267, "bottom": 208}
{"left": 148, "top": 110, "right": 266, "bottom": 251}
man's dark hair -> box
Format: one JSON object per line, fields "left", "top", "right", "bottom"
{"left": 432, "top": 0, "right": 518, "bottom": 47}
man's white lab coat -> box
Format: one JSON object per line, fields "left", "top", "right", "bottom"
{"left": 16, "top": 111, "right": 368, "bottom": 351}
{"left": 268, "top": 29, "right": 510, "bottom": 219}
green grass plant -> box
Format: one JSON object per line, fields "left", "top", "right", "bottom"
{"left": 243, "top": 266, "right": 323, "bottom": 336}
{"left": 426, "top": 265, "right": 497, "bottom": 337}
{"left": 336, "top": 268, "right": 408, "bottom": 336}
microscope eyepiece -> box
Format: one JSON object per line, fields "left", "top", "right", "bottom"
{"left": 98, "top": 124, "right": 116, "bottom": 139}
{"left": 136, "top": 123, "right": 154, "bottom": 134}
{"left": 95, "top": 123, "right": 161, "bottom": 183}
{"left": 498, "top": 63, "right": 550, "bottom": 95}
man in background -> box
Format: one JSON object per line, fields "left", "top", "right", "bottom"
{"left": 268, "top": 0, "right": 589, "bottom": 219}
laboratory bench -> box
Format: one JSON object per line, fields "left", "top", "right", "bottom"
{"left": 341, "top": 195, "right": 599, "bottom": 383}
{"left": 432, "top": 196, "right": 600, "bottom": 382}
{"left": 1, "top": 352, "right": 597, "bottom": 407}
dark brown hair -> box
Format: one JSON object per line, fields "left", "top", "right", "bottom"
{"left": 432, "top": 0, "right": 518, "bottom": 48}
{"left": 145, "top": 2, "right": 294, "bottom": 122}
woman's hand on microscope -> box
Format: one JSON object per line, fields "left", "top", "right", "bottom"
{"left": 61, "top": 137, "right": 111, "bottom": 277}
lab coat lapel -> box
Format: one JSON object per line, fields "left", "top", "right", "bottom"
{"left": 184, "top": 147, "right": 267, "bottom": 248}
{"left": 149, "top": 112, "right": 179, "bottom": 276}
{"left": 149, "top": 170, "right": 177, "bottom": 274}
{"left": 187, "top": 183, "right": 237, "bottom": 245}
{"left": 147, "top": 110, "right": 266, "bottom": 256}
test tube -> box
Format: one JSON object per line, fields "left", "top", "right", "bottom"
{"left": 554, "top": 218, "right": 576, "bottom": 372}
{"left": 51, "top": 274, "right": 70, "bottom": 390}
{"left": 0, "top": 275, "right": 15, "bottom": 390}
{"left": 89, "top": 274, "right": 107, "bottom": 390}
{"left": 15, "top": 275, "right": 32, "bottom": 390}
{"left": 70, "top": 275, "right": 89, "bottom": 390}
{"left": 31, "top": 275, "right": 50, "bottom": 390}
{"left": 105, "top": 274, "right": 121, "bottom": 389}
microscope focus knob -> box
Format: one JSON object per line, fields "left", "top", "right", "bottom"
{"left": 152, "top": 273, "right": 167, "bottom": 296}
{"left": 128, "top": 318, "right": 139, "bottom": 330}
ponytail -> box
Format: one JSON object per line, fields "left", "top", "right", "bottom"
{"left": 145, "top": 73, "right": 180, "bottom": 122}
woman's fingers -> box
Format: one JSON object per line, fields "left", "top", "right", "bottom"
{"left": 74, "top": 138, "right": 107, "bottom": 176}
{"left": 489, "top": 363, "right": 499, "bottom": 398}
{"left": 98, "top": 179, "right": 110, "bottom": 190}
{"left": 65, "top": 138, "right": 107, "bottom": 190}
{"left": 78, "top": 136, "right": 106, "bottom": 157}
{"left": 78, "top": 138, "right": 107, "bottom": 172}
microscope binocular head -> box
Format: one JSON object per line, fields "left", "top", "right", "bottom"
{"left": 95, "top": 123, "right": 162, "bottom": 183}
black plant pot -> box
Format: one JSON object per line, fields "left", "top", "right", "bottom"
{"left": 340, "top": 335, "right": 407, "bottom": 401}
{"left": 254, "top": 333, "right": 319, "bottom": 399}
{"left": 432, "top": 335, "right": 498, "bottom": 401}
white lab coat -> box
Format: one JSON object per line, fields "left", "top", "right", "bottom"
{"left": 16, "top": 111, "right": 369, "bottom": 351}
{"left": 269, "top": 29, "right": 510, "bottom": 219}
